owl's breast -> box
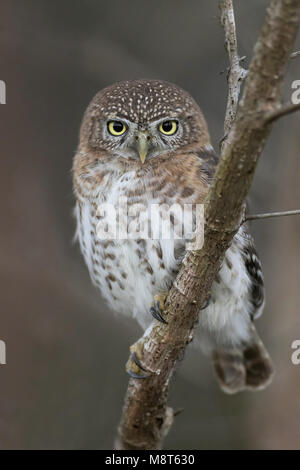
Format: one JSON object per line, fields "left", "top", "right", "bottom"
{"left": 74, "top": 171, "right": 185, "bottom": 328}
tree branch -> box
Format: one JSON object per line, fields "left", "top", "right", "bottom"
{"left": 291, "top": 50, "right": 300, "bottom": 58}
{"left": 219, "top": 0, "right": 248, "bottom": 152}
{"left": 264, "top": 102, "right": 300, "bottom": 123}
{"left": 116, "top": 0, "right": 300, "bottom": 450}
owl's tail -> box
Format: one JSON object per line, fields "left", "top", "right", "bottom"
{"left": 211, "top": 325, "right": 274, "bottom": 394}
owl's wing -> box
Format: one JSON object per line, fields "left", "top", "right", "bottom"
{"left": 241, "top": 231, "right": 265, "bottom": 320}
{"left": 195, "top": 147, "right": 265, "bottom": 322}
{"left": 195, "top": 148, "right": 219, "bottom": 182}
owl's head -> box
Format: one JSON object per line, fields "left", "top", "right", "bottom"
{"left": 79, "top": 79, "right": 210, "bottom": 164}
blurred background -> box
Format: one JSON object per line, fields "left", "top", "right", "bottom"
{"left": 0, "top": 0, "right": 299, "bottom": 450}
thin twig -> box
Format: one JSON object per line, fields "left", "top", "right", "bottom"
{"left": 219, "top": 0, "right": 248, "bottom": 151}
{"left": 243, "top": 209, "right": 300, "bottom": 223}
{"left": 265, "top": 102, "right": 300, "bottom": 123}
{"left": 291, "top": 50, "right": 300, "bottom": 58}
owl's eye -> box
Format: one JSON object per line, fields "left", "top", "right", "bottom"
{"left": 158, "top": 120, "right": 178, "bottom": 136}
{"left": 108, "top": 121, "right": 127, "bottom": 136}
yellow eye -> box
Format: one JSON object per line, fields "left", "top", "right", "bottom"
{"left": 159, "top": 120, "right": 178, "bottom": 135}
{"left": 108, "top": 121, "right": 127, "bottom": 136}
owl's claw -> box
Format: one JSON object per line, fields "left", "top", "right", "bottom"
{"left": 150, "top": 305, "right": 168, "bottom": 324}
{"left": 130, "top": 351, "right": 148, "bottom": 372}
{"left": 126, "top": 342, "right": 150, "bottom": 379}
{"left": 150, "top": 293, "right": 168, "bottom": 324}
{"left": 200, "top": 296, "right": 211, "bottom": 310}
{"left": 127, "top": 368, "right": 149, "bottom": 380}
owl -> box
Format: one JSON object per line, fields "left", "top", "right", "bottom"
{"left": 72, "top": 79, "right": 273, "bottom": 393}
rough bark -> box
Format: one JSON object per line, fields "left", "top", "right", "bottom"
{"left": 219, "top": 0, "right": 247, "bottom": 152}
{"left": 115, "top": 0, "right": 300, "bottom": 450}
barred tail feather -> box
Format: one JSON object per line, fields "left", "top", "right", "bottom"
{"left": 212, "top": 325, "right": 274, "bottom": 394}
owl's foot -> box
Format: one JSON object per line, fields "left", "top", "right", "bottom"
{"left": 150, "top": 292, "right": 168, "bottom": 324}
{"left": 200, "top": 296, "right": 211, "bottom": 310}
{"left": 126, "top": 341, "right": 150, "bottom": 379}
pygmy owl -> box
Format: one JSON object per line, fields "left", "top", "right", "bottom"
{"left": 73, "top": 79, "right": 273, "bottom": 393}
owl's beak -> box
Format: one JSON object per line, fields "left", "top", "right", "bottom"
{"left": 136, "top": 131, "right": 150, "bottom": 164}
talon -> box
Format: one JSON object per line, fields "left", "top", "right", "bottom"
{"left": 125, "top": 341, "right": 150, "bottom": 379}
{"left": 200, "top": 296, "right": 211, "bottom": 310}
{"left": 150, "top": 306, "right": 166, "bottom": 323}
{"left": 149, "top": 292, "right": 168, "bottom": 324}
{"left": 154, "top": 300, "right": 168, "bottom": 324}
{"left": 131, "top": 351, "right": 148, "bottom": 372}
{"left": 127, "top": 369, "right": 149, "bottom": 379}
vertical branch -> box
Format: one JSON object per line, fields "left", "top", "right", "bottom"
{"left": 116, "top": 0, "right": 300, "bottom": 450}
{"left": 219, "top": 0, "right": 247, "bottom": 151}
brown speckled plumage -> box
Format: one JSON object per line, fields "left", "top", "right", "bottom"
{"left": 72, "top": 79, "right": 273, "bottom": 393}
